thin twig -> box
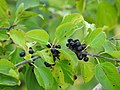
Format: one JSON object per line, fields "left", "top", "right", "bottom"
{"left": 109, "top": 38, "right": 120, "bottom": 40}
{"left": 15, "top": 56, "right": 40, "bottom": 67}
{"left": 87, "top": 53, "right": 120, "bottom": 62}
{"left": 0, "top": 24, "right": 16, "bottom": 31}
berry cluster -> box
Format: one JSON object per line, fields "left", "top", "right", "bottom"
{"left": 66, "top": 39, "right": 89, "bottom": 62}
{"left": 46, "top": 43, "right": 61, "bottom": 62}
{"left": 19, "top": 47, "right": 34, "bottom": 57}
{"left": 44, "top": 43, "right": 61, "bottom": 67}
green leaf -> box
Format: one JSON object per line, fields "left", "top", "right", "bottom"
{"left": 34, "top": 65, "right": 54, "bottom": 90}
{"left": 16, "top": 0, "right": 40, "bottom": 10}
{"left": 0, "top": 0, "right": 8, "bottom": 19}
{"left": 15, "top": 3, "right": 24, "bottom": 17}
{"left": 59, "top": 49, "right": 78, "bottom": 67}
{"left": 37, "top": 49, "right": 54, "bottom": 64}
{"left": 25, "top": 29, "right": 49, "bottom": 44}
{"left": 59, "top": 60, "right": 74, "bottom": 85}
{"left": 61, "top": 13, "right": 84, "bottom": 25}
{"left": 103, "top": 40, "right": 117, "bottom": 51}
{"left": 51, "top": 63, "right": 69, "bottom": 89}
{"left": 105, "top": 51, "right": 120, "bottom": 59}
{"left": 81, "top": 62, "right": 95, "bottom": 83}
{"left": 114, "top": 0, "right": 120, "bottom": 16}
{"left": 85, "top": 28, "right": 106, "bottom": 48}
{"left": 76, "top": 0, "right": 86, "bottom": 13}
{"left": 48, "top": 0, "right": 67, "bottom": 9}
{"left": 0, "top": 60, "right": 19, "bottom": 80}
{"left": 26, "top": 67, "right": 44, "bottom": 90}
{"left": 55, "top": 23, "right": 78, "bottom": 42}
{"left": 18, "top": 11, "right": 38, "bottom": 22}
{"left": 96, "top": 1, "right": 118, "bottom": 29}
{"left": 0, "top": 31, "right": 9, "bottom": 41}
{"left": 8, "top": 29, "right": 26, "bottom": 49}
{"left": 0, "top": 73, "right": 20, "bottom": 86}
{"left": 1, "top": 87, "right": 13, "bottom": 90}
{"left": 0, "top": 60, "right": 20, "bottom": 86}
{"left": 95, "top": 62, "right": 120, "bottom": 90}
{"left": 55, "top": 13, "right": 84, "bottom": 42}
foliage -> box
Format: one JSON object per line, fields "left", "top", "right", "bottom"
{"left": 0, "top": 0, "right": 120, "bottom": 90}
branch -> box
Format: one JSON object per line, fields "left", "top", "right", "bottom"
{"left": 0, "top": 24, "right": 16, "bottom": 31}
{"left": 87, "top": 53, "right": 120, "bottom": 62}
{"left": 15, "top": 56, "right": 40, "bottom": 67}
{"left": 109, "top": 38, "right": 120, "bottom": 40}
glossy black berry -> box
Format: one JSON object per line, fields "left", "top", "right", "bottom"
{"left": 83, "top": 57, "right": 89, "bottom": 62}
{"left": 78, "top": 54, "right": 83, "bottom": 60}
{"left": 51, "top": 48, "right": 56, "bottom": 53}
{"left": 81, "top": 44, "right": 86, "bottom": 50}
{"left": 77, "top": 46, "right": 82, "bottom": 51}
{"left": 46, "top": 44, "right": 51, "bottom": 48}
{"left": 68, "top": 38, "right": 73, "bottom": 43}
{"left": 44, "top": 62, "right": 51, "bottom": 67}
{"left": 69, "top": 41, "right": 75, "bottom": 46}
{"left": 66, "top": 43, "right": 69, "bottom": 47}
{"left": 19, "top": 51, "right": 25, "bottom": 57}
{"left": 29, "top": 48, "right": 34, "bottom": 54}
{"left": 82, "top": 51, "right": 87, "bottom": 57}
{"left": 73, "top": 75, "right": 77, "bottom": 80}
{"left": 74, "top": 39, "right": 79, "bottom": 42}
{"left": 75, "top": 41, "right": 81, "bottom": 46}
{"left": 54, "top": 45, "right": 61, "bottom": 49}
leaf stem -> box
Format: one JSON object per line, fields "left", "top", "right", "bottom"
{"left": 15, "top": 56, "right": 40, "bottom": 67}
{"left": 87, "top": 53, "right": 120, "bottom": 62}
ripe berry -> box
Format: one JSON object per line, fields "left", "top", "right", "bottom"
{"left": 54, "top": 44, "right": 61, "bottom": 49}
{"left": 81, "top": 44, "right": 86, "bottom": 50}
{"left": 68, "top": 38, "right": 73, "bottom": 43}
{"left": 51, "top": 48, "right": 56, "bottom": 53}
{"left": 19, "top": 51, "right": 25, "bottom": 57}
{"left": 66, "top": 43, "right": 69, "bottom": 47}
{"left": 77, "top": 46, "right": 82, "bottom": 51}
{"left": 75, "top": 41, "right": 81, "bottom": 46}
{"left": 44, "top": 62, "right": 51, "bottom": 67}
{"left": 73, "top": 75, "right": 77, "bottom": 80}
{"left": 29, "top": 47, "right": 34, "bottom": 54}
{"left": 78, "top": 54, "right": 83, "bottom": 60}
{"left": 74, "top": 39, "right": 79, "bottom": 42}
{"left": 69, "top": 41, "right": 75, "bottom": 46}
{"left": 83, "top": 57, "right": 89, "bottom": 62}
{"left": 82, "top": 51, "right": 87, "bottom": 57}
{"left": 46, "top": 44, "right": 51, "bottom": 48}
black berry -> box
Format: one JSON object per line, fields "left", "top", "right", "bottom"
{"left": 82, "top": 51, "right": 87, "bottom": 57}
{"left": 46, "top": 44, "right": 51, "bottom": 48}
{"left": 51, "top": 48, "right": 56, "bottom": 53}
{"left": 69, "top": 41, "right": 75, "bottom": 46}
{"left": 75, "top": 41, "right": 81, "bottom": 46}
{"left": 81, "top": 44, "right": 86, "bottom": 50}
{"left": 54, "top": 45, "right": 61, "bottom": 49}
{"left": 78, "top": 54, "right": 83, "bottom": 60}
{"left": 66, "top": 43, "right": 69, "bottom": 47}
{"left": 19, "top": 51, "right": 25, "bottom": 57}
{"left": 68, "top": 38, "right": 73, "bottom": 43}
{"left": 29, "top": 47, "right": 34, "bottom": 54}
{"left": 44, "top": 62, "right": 51, "bottom": 67}
{"left": 77, "top": 46, "right": 82, "bottom": 51}
{"left": 73, "top": 75, "right": 77, "bottom": 80}
{"left": 83, "top": 57, "right": 89, "bottom": 62}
